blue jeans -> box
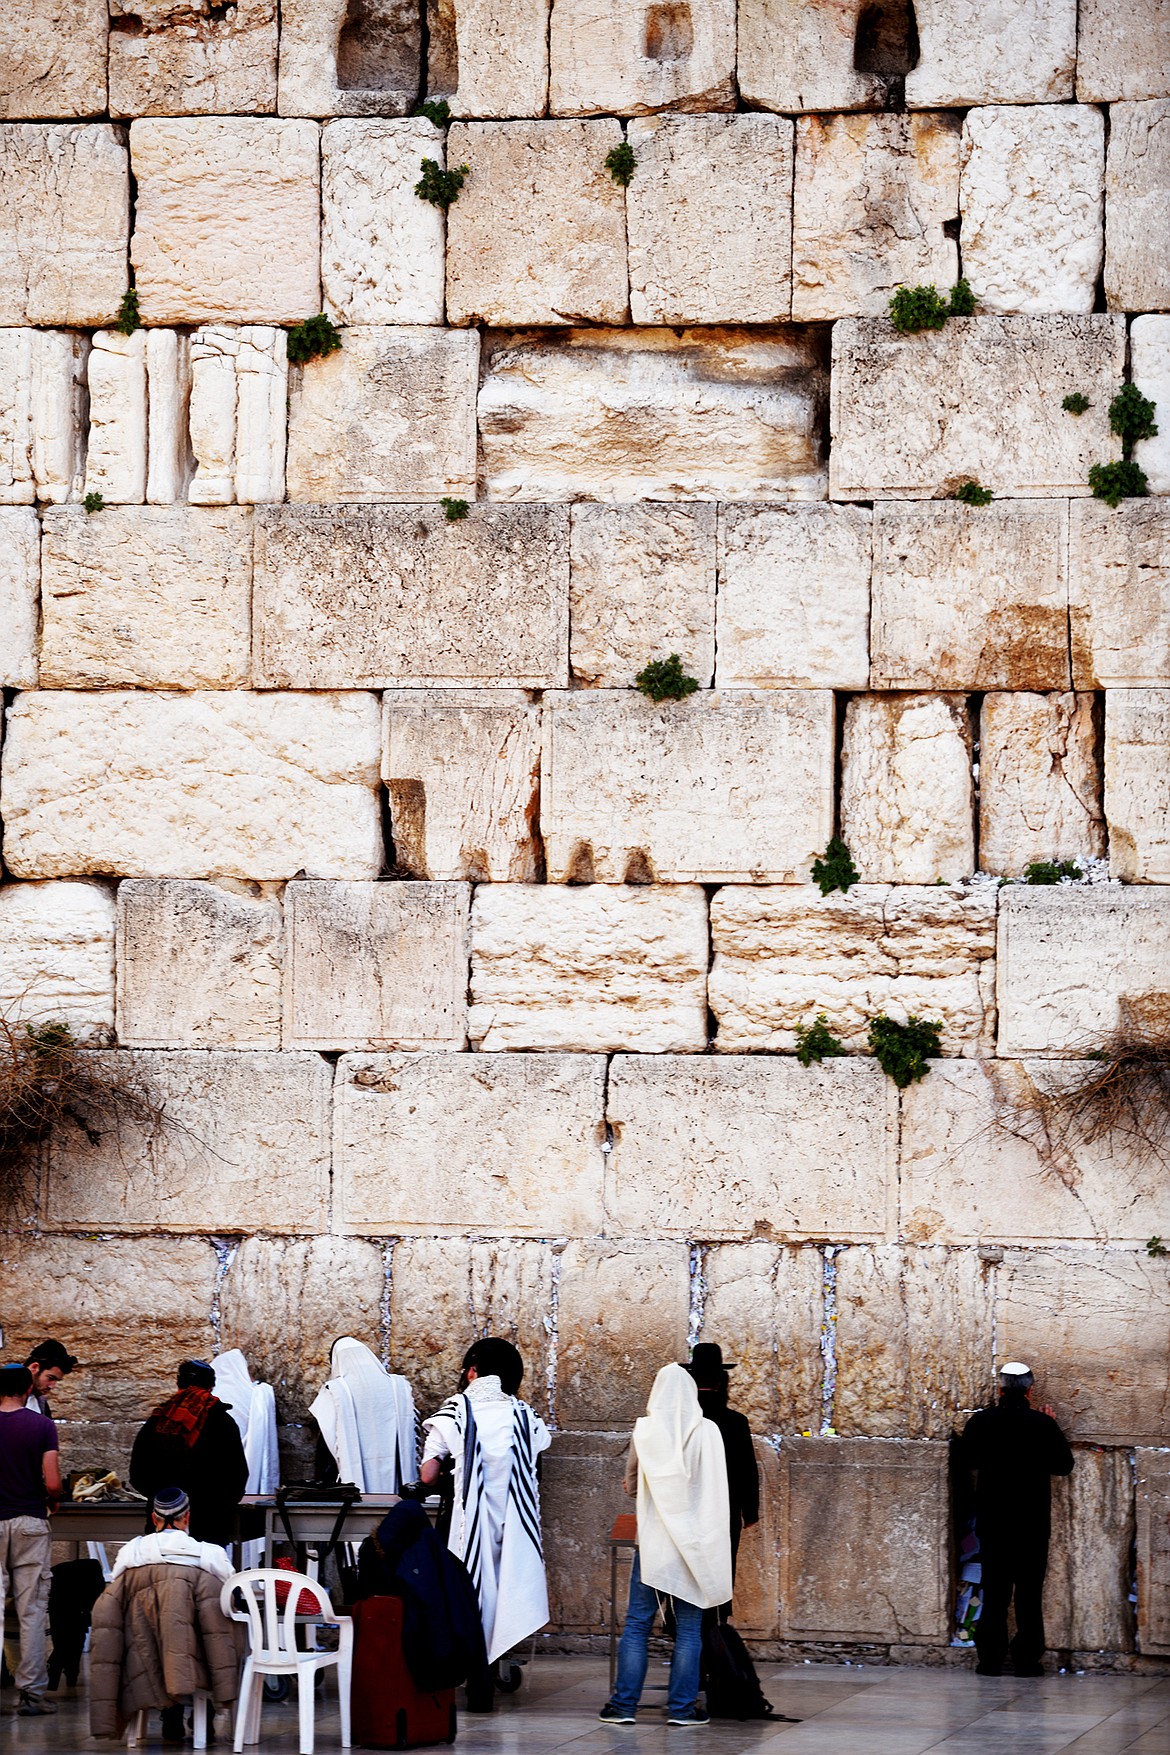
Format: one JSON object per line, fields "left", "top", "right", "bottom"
{"left": 610, "top": 1551, "right": 703, "bottom": 1716}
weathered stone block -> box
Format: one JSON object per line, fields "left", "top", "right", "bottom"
{"left": 627, "top": 114, "right": 793, "bottom": 325}
{"left": 446, "top": 120, "right": 628, "bottom": 327}
{"left": 278, "top": 0, "right": 420, "bottom": 119}
{"left": 83, "top": 329, "right": 146, "bottom": 505}
{"left": 1136, "top": 1449, "right": 1170, "bottom": 1655}
{"left": 1105, "top": 690, "right": 1170, "bottom": 882}
{"left": 0, "top": 881, "right": 115, "bottom": 1035}
{"left": 186, "top": 328, "right": 236, "bottom": 506}
{"left": 40, "top": 506, "right": 252, "bottom": 690}
{"left": 383, "top": 692, "right": 542, "bottom": 883}
{"left": 997, "top": 888, "right": 1170, "bottom": 1055}
{"left": 0, "top": 125, "right": 127, "bottom": 325}
{"left": 1045, "top": 1447, "right": 1134, "bottom": 1654}
{"left": 284, "top": 880, "right": 469, "bottom": 1051}
{"left": 0, "top": 330, "right": 87, "bottom": 507}
{"left": 1132, "top": 317, "right": 1170, "bottom": 496}
{"left": 1105, "top": 101, "right": 1170, "bottom": 313}
{"left": 333, "top": 1051, "right": 605, "bottom": 1235}
{"left": 109, "top": 0, "right": 277, "bottom": 116}
{"left": 715, "top": 504, "right": 870, "bottom": 689}
{"left": 145, "top": 329, "right": 190, "bottom": 505}
{"left": 830, "top": 316, "right": 1125, "bottom": 500}
{"left": 606, "top": 1055, "right": 897, "bottom": 1242}
{"left": 116, "top": 879, "right": 283, "bottom": 1049}
{"left": 130, "top": 118, "right": 320, "bottom": 325}
{"left": 479, "top": 326, "right": 829, "bottom": 502}
{"left": 541, "top": 690, "right": 834, "bottom": 884}
{"left": 1070, "top": 500, "right": 1170, "bottom": 687}
{"left": 998, "top": 1249, "right": 1170, "bottom": 1445}
{"left": 1077, "top": 0, "right": 1170, "bottom": 103}
{"left": 43, "top": 1051, "right": 332, "bottom": 1233}
{"left": 254, "top": 504, "right": 567, "bottom": 687}
{"left": 469, "top": 885, "right": 708, "bottom": 1052}
{"left": 737, "top": 0, "right": 885, "bottom": 114}
{"left": 286, "top": 327, "right": 478, "bottom": 503}
{"left": 570, "top": 504, "right": 715, "bottom": 688}
{"left": 840, "top": 693, "right": 975, "bottom": 883}
{"left": 0, "top": 0, "right": 107, "bottom": 118}
{"left": 870, "top": 500, "right": 1069, "bottom": 690}
{"left": 1, "top": 691, "right": 383, "bottom": 881}
{"left": 185, "top": 326, "right": 288, "bottom": 508}
{"left": 549, "top": 0, "right": 735, "bottom": 116}
{"left": 709, "top": 884, "right": 997, "bottom": 1056}
{"left": 321, "top": 120, "right": 445, "bottom": 325}
{"left": 694, "top": 1242, "right": 824, "bottom": 1435}
{"left": 728, "top": 1441, "right": 783, "bottom": 1637}
{"left": 978, "top": 692, "right": 1104, "bottom": 877}
{"left": 960, "top": 105, "right": 1104, "bottom": 315}
{"left": 425, "top": 0, "right": 549, "bottom": 118}
{"left": 905, "top": 0, "right": 1075, "bottom": 106}
{"left": 540, "top": 1431, "right": 631, "bottom": 1631}
{"left": 0, "top": 506, "right": 38, "bottom": 686}
{"left": 556, "top": 1239, "right": 690, "bottom": 1428}
{"left": 232, "top": 327, "right": 288, "bottom": 505}
{"left": 792, "top": 112, "right": 960, "bottom": 321}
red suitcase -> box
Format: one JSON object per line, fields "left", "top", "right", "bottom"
{"left": 351, "top": 1596, "right": 458, "bottom": 1750}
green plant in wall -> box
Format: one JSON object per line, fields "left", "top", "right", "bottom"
{"left": 1147, "top": 1236, "right": 1168, "bottom": 1258}
{"left": 440, "top": 497, "right": 469, "bottom": 522}
{"left": 947, "top": 278, "right": 976, "bottom": 316}
{"left": 868, "top": 1014, "right": 943, "bottom": 1087}
{"left": 811, "top": 837, "right": 859, "bottom": 896}
{"left": 795, "top": 1015, "right": 847, "bottom": 1068}
{"left": 414, "top": 98, "right": 451, "bottom": 126}
{"left": 605, "top": 141, "right": 637, "bottom": 187}
{"left": 1062, "top": 392, "right": 1090, "bottom": 415}
{"left": 416, "top": 158, "right": 469, "bottom": 210}
{"left": 954, "top": 480, "right": 993, "bottom": 506}
{"left": 1090, "top": 383, "right": 1158, "bottom": 507}
{"left": 1023, "top": 858, "right": 1082, "bottom": 885}
{"left": 888, "top": 283, "right": 950, "bottom": 334}
{"left": 83, "top": 491, "right": 104, "bottom": 513}
{"left": 114, "top": 288, "right": 140, "bottom": 335}
{"left": 634, "top": 654, "right": 699, "bottom": 702}
{"left": 286, "top": 314, "right": 342, "bottom": 365}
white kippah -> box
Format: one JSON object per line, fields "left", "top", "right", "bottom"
{"left": 1000, "top": 1360, "right": 1032, "bottom": 1378}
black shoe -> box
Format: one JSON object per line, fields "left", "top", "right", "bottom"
{"left": 667, "top": 1706, "right": 710, "bottom": 1726}
{"left": 16, "top": 1694, "right": 56, "bottom": 1716}
{"left": 598, "top": 1703, "right": 636, "bottom": 1724}
{"left": 161, "top": 1704, "right": 186, "bottom": 1744}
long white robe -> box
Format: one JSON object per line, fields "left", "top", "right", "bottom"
{"left": 308, "top": 1338, "right": 417, "bottom": 1493}
{"left": 212, "top": 1348, "right": 280, "bottom": 1567}
{"left": 633, "top": 1363, "right": 731, "bottom": 1610}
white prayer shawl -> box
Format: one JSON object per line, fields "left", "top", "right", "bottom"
{"left": 309, "top": 1338, "right": 417, "bottom": 1493}
{"left": 111, "top": 1530, "right": 233, "bottom": 1582}
{"left": 633, "top": 1363, "right": 732, "bottom": 1611}
{"left": 422, "top": 1378, "right": 552, "bottom": 1663}
{"left": 213, "top": 1349, "right": 280, "bottom": 1568}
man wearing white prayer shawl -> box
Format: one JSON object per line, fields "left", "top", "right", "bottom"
{"left": 212, "top": 1350, "right": 279, "bottom": 1568}
{"left": 600, "top": 1364, "right": 731, "bottom": 1727}
{"left": 309, "top": 1338, "right": 417, "bottom": 1493}
{"left": 419, "top": 1338, "right": 552, "bottom": 1678}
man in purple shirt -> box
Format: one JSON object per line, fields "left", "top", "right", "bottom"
{"left": 0, "top": 1362, "right": 62, "bottom": 1716}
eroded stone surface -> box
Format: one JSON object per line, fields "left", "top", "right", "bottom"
{"left": 0, "top": 506, "right": 38, "bottom": 686}
{"left": 41, "top": 506, "right": 252, "bottom": 689}
{"left": 840, "top": 693, "right": 975, "bottom": 883}
{"left": 109, "top": 0, "right": 277, "bottom": 117}
{"left": 1136, "top": 1449, "right": 1170, "bottom": 1655}
{"left": 279, "top": 0, "right": 421, "bottom": 119}
{"left": 1045, "top": 1447, "right": 1135, "bottom": 1654}
{"left": 255, "top": 504, "right": 567, "bottom": 686}
{"left": 116, "top": 879, "right": 283, "bottom": 1049}
{"left": 549, "top": 0, "right": 735, "bottom": 116}
{"left": 792, "top": 112, "right": 960, "bottom": 321}
{"left": 322, "top": 120, "right": 445, "bottom": 325}
{"left": 84, "top": 330, "right": 146, "bottom": 505}
{"left": 1105, "top": 690, "right": 1170, "bottom": 883}
{"left": 541, "top": 1432, "right": 641, "bottom": 1632}
{"left": 0, "top": 880, "right": 115, "bottom": 1035}
{"left": 709, "top": 884, "right": 997, "bottom": 1056}
{"left": 627, "top": 114, "right": 793, "bottom": 325}
{"left": 130, "top": 118, "right": 320, "bottom": 324}
{"left": 606, "top": 1055, "right": 897, "bottom": 1241}
{"left": 446, "top": 120, "right": 628, "bottom": 327}
{"left": 905, "top": 0, "right": 1076, "bottom": 106}
{"left": 542, "top": 690, "right": 833, "bottom": 885}
{"left": 426, "top": 0, "right": 549, "bottom": 118}
{"left": 830, "top": 316, "right": 1124, "bottom": 500}
{"left": 480, "top": 326, "right": 829, "bottom": 502}
{"left": 469, "top": 885, "right": 709, "bottom": 1052}
{"left": 737, "top": 0, "right": 885, "bottom": 114}
{"left": 333, "top": 1051, "right": 606, "bottom": 1234}
{"left": 0, "top": 124, "right": 127, "bottom": 325}
{"left": 570, "top": 504, "right": 715, "bottom": 688}
{"left": 1077, "top": 0, "right": 1170, "bottom": 102}
{"left": 1070, "top": 500, "right": 1170, "bottom": 686}
{"left": 1105, "top": 101, "right": 1170, "bottom": 314}
{"left": 556, "top": 1239, "right": 690, "bottom": 1428}
{"left": 0, "top": 0, "right": 107, "bottom": 118}
{"left": 697, "top": 1243, "right": 824, "bottom": 1436}
{"left": 978, "top": 692, "right": 1104, "bottom": 877}
{"left": 0, "top": 330, "right": 87, "bottom": 507}
{"left": 145, "top": 328, "right": 191, "bottom": 506}
{"left": 1, "top": 691, "right": 383, "bottom": 880}
{"left": 1131, "top": 317, "right": 1170, "bottom": 497}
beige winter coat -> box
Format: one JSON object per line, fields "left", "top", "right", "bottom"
{"left": 89, "top": 1562, "right": 242, "bottom": 1737}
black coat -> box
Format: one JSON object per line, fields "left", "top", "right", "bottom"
{"left": 956, "top": 1394, "right": 1074, "bottom": 1544}
{"left": 697, "top": 1394, "right": 760, "bottom": 1530}
{"left": 356, "top": 1500, "right": 487, "bottom": 1694}
{"left": 129, "top": 1401, "right": 249, "bottom": 1547}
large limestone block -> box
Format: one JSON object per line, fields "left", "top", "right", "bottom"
{"left": 978, "top": 693, "right": 1104, "bottom": 877}
{"left": 709, "top": 884, "right": 997, "bottom": 1056}
{"left": 900, "top": 1059, "right": 1170, "bottom": 1248}
{"left": 383, "top": 692, "right": 543, "bottom": 882}
{"left": 830, "top": 316, "right": 1125, "bottom": 500}
{"left": 0, "top": 0, "right": 106, "bottom": 118}
{"left": 1105, "top": 102, "right": 1170, "bottom": 314}
{"left": 1136, "top": 1449, "right": 1170, "bottom": 1655}
{"left": 998, "top": 1249, "right": 1170, "bottom": 1444}
{"left": 479, "top": 326, "right": 829, "bottom": 503}
{"left": 549, "top": 0, "right": 735, "bottom": 116}
{"left": 737, "top": 0, "right": 891, "bottom": 113}
{"left": 0, "top": 125, "right": 127, "bottom": 325}
{"left": 0, "top": 1235, "right": 216, "bottom": 1423}
{"left": 84, "top": 330, "right": 147, "bottom": 505}
{"left": 840, "top": 694, "right": 975, "bottom": 883}
{"left": 1105, "top": 690, "right": 1170, "bottom": 882}
{"left": 1045, "top": 1447, "right": 1135, "bottom": 1655}
{"left": 1, "top": 691, "right": 383, "bottom": 881}
{"left": 43, "top": 1050, "right": 331, "bottom": 1233}
{"left": 116, "top": 879, "right": 283, "bottom": 1049}
{"left": 40, "top": 506, "right": 252, "bottom": 690}
{"left": 468, "top": 885, "right": 708, "bottom": 1053}
{"left": 0, "top": 881, "right": 115, "bottom": 1035}
{"left": 333, "top": 1052, "right": 606, "bottom": 1235}
{"left": 832, "top": 1247, "right": 994, "bottom": 1438}
{"left": 322, "top": 120, "right": 445, "bottom": 325}
{"left": 284, "top": 880, "right": 469, "bottom": 1050}
{"left": 426, "top": 0, "right": 549, "bottom": 118}
{"left": 1131, "top": 317, "right": 1170, "bottom": 496}
{"left": 109, "top": 0, "right": 277, "bottom": 116}
{"left": 792, "top": 112, "right": 960, "bottom": 322}
{"left": 254, "top": 504, "right": 567, "bottom": 687}
{"left": 606, "top": 1055, "right": 897, "bottom": 1242}
{"left": 960, "top": 105, "right": 1104, "bottom": 315}
{"left": 145, "top": 329, "right": 191, "bottom": 505}
{"left": 870, "top": 501, "right": 1069, "bottom": 690}
{"left": 540, "top": 1432, "right": 637, "bottom": 1631}
{"left": 446, "top": 120, "right": 628, "bottom": 327}
{"left": 130, "top": 119, "right": 321, "bottom": 325}
{"left": 541, "top": 690, "right": 834, "bottom": 884}
{"left": 278, "top": 0, "right": 420, "bottom": 118}
{"left": 570, "top": 504, "right": 715, "bottom": 688}
{"left": 697, "top": 1244, "right": 824, "bottom": 1436}
{"left": 626, "top": 114, "right": 793, "bottom": 325}
{"left": 0, "top": 330, "right": 88, "bottom": 508}
{"left": 184, "top": 325, "right": 288, "bottom": 507}
{"left": 727, "top": 1441, "right": 782, "bottom": 1637}
{"left": 905, "top": 0, "right": 1075, "bottom": 106}
{"left": 715, "top": 504, "right": 870, "bottom": 689}
{"left": 1078, "top": 0, "right": 1170, "bottom": 103}
{"left": 1070, "top": 500, "right": 1170, "bottom": 687}
{"left": 0, "top": 506, "right": 38, "bottom": 686}
{"left": 286, "top": 327, "right": 478, "bottom": 503}
{"left": 556, "top": 1240, "right": 689, "bottom": 1428}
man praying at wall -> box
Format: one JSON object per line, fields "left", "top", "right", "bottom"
{"left": 130, "top": 1360, "right": 249, "bottom": 1549}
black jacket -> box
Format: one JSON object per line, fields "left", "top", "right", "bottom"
{"left": 956, "top": 1394, "right": 1074, "bottom": 1542}
{"left": 356, "top": 1500, "right": 487, "bottom": 1694}
{"left": 129, "top": 1401, "right": 249, "bottom": 1547}
{"left": 697, "top": 1394, "right": 760, "bottom": 1529}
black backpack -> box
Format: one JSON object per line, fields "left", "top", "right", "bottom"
{"left": 701, "top": 1619, "right": 791, "bottom": 1722}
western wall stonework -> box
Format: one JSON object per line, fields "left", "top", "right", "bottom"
{"left": 2, "top": 0, "right": 1170, "bottom": 1667}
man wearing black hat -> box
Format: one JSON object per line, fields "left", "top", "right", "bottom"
{"left": 684, "top": 1343, "right": 759, "bottom": 1618}
{"left": 130, "top": 1361, "right": 248, "bottom": 1548}
{"left": 0, "top": 1361, "right": 62, "bottom": 1715}
{"left": 24, "top": 1339, "right": 78, "bottom": 1418}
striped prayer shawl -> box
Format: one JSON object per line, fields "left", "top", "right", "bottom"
{"left": 437, "top": 1392, "right": 544, "bottom": 1619}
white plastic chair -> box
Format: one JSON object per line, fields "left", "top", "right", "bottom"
{"left": 126, "top": 1693, "right": 211, "bottom": 1749}
{"left": 220, "top": 1568, "right": 352, "bottom": 1755}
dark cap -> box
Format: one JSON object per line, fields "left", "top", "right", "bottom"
{"left": 683, "top": 1342, "right": 737, "bottom": 1384}
{"left": 25, "top": 1340, "right": 77, "bottom": 1374}
{"left": 0, "top": 1363, "right": 33, "bottom": 1396}
{"left": 176, "top": 1359, "right": 215, "bottom": 1391}
{"left": 152, "top": 1486, "right": 190, "bottom": 1525}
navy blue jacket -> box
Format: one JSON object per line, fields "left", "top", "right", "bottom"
{"left": 356, "top": 1500, "right": 487, "bottom": 1694}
